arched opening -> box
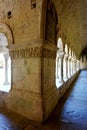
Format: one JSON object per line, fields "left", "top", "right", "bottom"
{"left": 0, "top": 33, "right": 11, "bottom": 92}
{"left": 56, "top": 37, "right": 64, "bottom": 87}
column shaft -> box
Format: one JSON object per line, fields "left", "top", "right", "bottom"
{"left": 4, "top": 54, "right": 9, "bottom": 85}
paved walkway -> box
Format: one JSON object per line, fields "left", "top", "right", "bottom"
{"left": 0, "top": 70, "right": 87, "bottom": 129}
{"left": 50, "top": 70, "right": 87, "bottom": 130}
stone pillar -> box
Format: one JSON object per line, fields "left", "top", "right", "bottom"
{"left": 78, "top": 60, "right": 80, "bottom": 71}
{"left": 76, "top": 60, "right": 80, "bottom": 71}
{"left": 68, "top": 56, "right": 72, "bottom": 78}
{"left": 58, "top": 52, "right": 64, "bottom": 83}
{"left": 8, "top": 40, "right": 58, "bottom": 122}
{"left": 75, "top": 60, "right": 77, "bottom": 72}
{"left": 56, "top": 57, "right": 59, "bottom": 79}
{"left": 71, "top": 58, "right": 74, "bottom": 75}
{"left": 4, "top": 54, "right": 9, "bottom": 85}
{"left": 71, "top": 58, "right": 73, "bottom": 76}
{"left": 76, "top": 60, "right": 78, "bottom": 72}
{"left": 73, "top": 59, "right": 76, "bottom": 74}
{"left": 64, "top": 54, "right": 68, "bottom": 80}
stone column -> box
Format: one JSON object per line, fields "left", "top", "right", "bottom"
{"left": 71, "top": 57, "right": 74, "bottom": 76}
{"left": 56, "top": 57, "right": 59, "bottom": 79}
{"left": 64, "top": 54, "right": 68, "bottom": 80}
{"left": 75, "top": 60, "right": 77, "bottom": 72}
{"left": 73, "top": 59, "right": 76, "bottom": 74}
{"left": 71, "top": 58, "right": 74, "bottom": 75}
{"left": 78, "top": 60, "right": 80, "bottom": 71}
{"left": 68, "top": 56, "right": 72, "bottom": 78}
{"left": 76, "top": 60, "right": 80, "bottom": 71}
{"left": 9, "top": 40, "right": 59, "bottom": 122}
{"left": 58, "top": 52, "right": 64, "bottom": 83}
{"left": 76, "top": 60, "right": 78, "bottom": 72}
{"left": 4, "top": 54, "right": 9, "bottom": 85}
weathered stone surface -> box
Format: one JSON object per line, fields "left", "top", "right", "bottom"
{"left": 0, "top": 0, "right": 87, "bottom": 123}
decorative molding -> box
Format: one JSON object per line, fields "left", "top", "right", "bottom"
{"left": 9, "top": 39, "right": 57, "bottom": 59}
{"left": 10, "top": 46, "right": 56, "bottom": 59}
{"left": 42, "top": 48, "right": 56, "bottom": 59}
{"left": 10, "top": 47, "right": 42, "bottom": 59}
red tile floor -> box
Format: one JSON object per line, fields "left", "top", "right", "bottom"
{"left": 0, "top": 70, "right": 87, "bottom": 130}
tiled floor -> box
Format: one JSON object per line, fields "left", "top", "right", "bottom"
{"left": 0, "top": 70, "right": 87, "bottom": 130}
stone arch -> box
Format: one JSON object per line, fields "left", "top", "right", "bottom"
{"left": 0, "top": 23, "right": 13, "bottom": 45}
{"left": 0, "top": 23, "right": 12, "bottom": 92}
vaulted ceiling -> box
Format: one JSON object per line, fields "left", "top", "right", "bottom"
{"left": 53, "top": 0, "right": 87, "bottom": 58}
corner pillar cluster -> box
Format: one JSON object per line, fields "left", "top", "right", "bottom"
{"left": 8, "top": 39, "right": 58, "bottom": 122}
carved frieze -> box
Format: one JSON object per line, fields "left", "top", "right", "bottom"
{"left": 42, "top": 48, "right": 56, "bottom": 59}
{"left": 10, "top": 47, "right": 56, "bottom": 59}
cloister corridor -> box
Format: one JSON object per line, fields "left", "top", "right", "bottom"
{"left": 1, "top": 0, "right": 87, "bottom": 130}
{"left": 0, "top": 70, "right": 86, "bottom": 130}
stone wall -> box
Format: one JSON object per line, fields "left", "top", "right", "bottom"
{"left": 0, "top": 0, "right": 81, "bottom": 123}
{"left": 8, "top": 40, "right": 43, "bottom": 122}
{"left": 0, "top": 66, "right": 79, "bottom": 122}
{"left": 0, "top": 39, "right": 58, "bottom": 122}
{"left": 0, "top": 38, "right": 79, "bottom": 122}
{"left": 0, "top": 0, "right": 42, "bottom": 44}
